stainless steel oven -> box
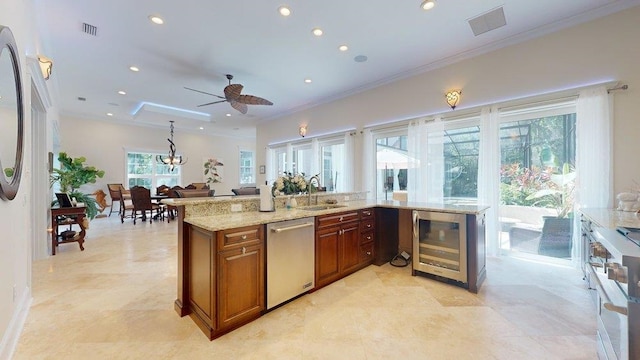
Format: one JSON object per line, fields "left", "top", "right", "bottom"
{"left": 589, "top": 228, "right": 640, "bottom": 360}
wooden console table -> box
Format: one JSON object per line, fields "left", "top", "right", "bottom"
{"left": 51, "top": 206, "right": 87, "bottom": 255}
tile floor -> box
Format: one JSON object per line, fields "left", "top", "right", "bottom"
{"left": 13, "top": 214, "right": 597, "bottom": 359}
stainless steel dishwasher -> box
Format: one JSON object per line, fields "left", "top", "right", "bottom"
{"left": 266, "top": 217, "right": 315, "bottom": 309}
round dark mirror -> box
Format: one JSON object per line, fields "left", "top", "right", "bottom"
{"left": 0, "top": 25, "right": 24, "bottom": 201}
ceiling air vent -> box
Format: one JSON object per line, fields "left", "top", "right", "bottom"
{"left": 468, "top": 6, "right": 506, "bottom": 36}
{"left": 82, "top": 22, "right": 98, "bottom": 36}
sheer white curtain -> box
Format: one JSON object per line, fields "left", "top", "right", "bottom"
{"left": 407, "top": 119, "right": 428, "bottom": 202}
{"left": 576, "top": 86, "right": 612, "bottom": 208}
{"left": 478, "top": 106, "right": 500, "bottom": 256}
{"left": 406, "top": 116, "right": 444, "bottom": 203}
{"left": 311, "top": 138, "right": 320, "bottom": 177}
{"left": 343, "top": 131, "right": 355, "bottom": 191}
{"left": 576, "top": 86, "right": 612, "bottom": 264}
{"left": 362, "top": 129, "right": 375, "bottom": 199}
{"left": 266, "top": 147, "right": 275, "bottom": 183}
{"left": 286, "top": 143, "right": 293, "bottom": 173}
{"left": 425, "top": 116, "right": 444, "bottom": 203}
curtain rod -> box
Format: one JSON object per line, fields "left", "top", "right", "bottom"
{"left": 607, "top": 84, "right": 628, "bottom": 94}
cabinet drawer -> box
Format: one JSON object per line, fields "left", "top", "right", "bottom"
{"left": 361, "top": 231, "right": 374, "bottom": 245}
{"left": 218, "top": 225, "right": 263, "bottom": 250}
{"left": 360, "top": 208, "right": 374, "bottom": 219}
{"left": 359, "top": 242, "right": 375, "bottom": 263}
{"left": 316, "top": 211, "right": 360, "bottom": 229}
{"left": 360, "top": 219, "right": 375, "bottom": 233}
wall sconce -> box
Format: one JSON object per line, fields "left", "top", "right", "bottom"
{"left": 38, "top": 55, "right": 53, "bottom": 80}
{"left": 445, "top": 90, "right": 462, "bottom": 110}
{"left": 299, "top": 125, "right": 307, "bottom": 138}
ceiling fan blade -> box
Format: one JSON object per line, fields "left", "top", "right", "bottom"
{"left": 184, "top": 87, "right": 225, "bottom": 99}
{"left": 236, "top": 94, "right": 273, "bottom": 106}
{"left": 224, "top": 83, "right": 243, "bottom": 100}
{"left": 197, "top": 99, "right": 227, "bottom": 107}
{"left": 229, "top": 100, "right": 248, "bottom": 114}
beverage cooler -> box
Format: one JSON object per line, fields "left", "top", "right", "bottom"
{"left": 412, "top": 210, "right": 467, "bottom": 283}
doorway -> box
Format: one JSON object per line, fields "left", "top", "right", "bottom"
{"left": 498, "top": 105, "right": 576, "bottom": 264}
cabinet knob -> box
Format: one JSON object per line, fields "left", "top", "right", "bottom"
{"left": 366, "top": 251, "right": 371, "bottom": 256}
{"left": 339, "top": 216, "right": 343, "bottom": 222}
{"left": 367, "top": 224, "right": 371, "bottom": 228}
{"left": 241, "top": 235, "right": 247, "bottom": 240}
{"left": 366, "top": 236, "right": 371, "bottom": 240}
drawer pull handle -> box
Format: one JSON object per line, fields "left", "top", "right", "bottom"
{"left": 366, "top": 236, "right": 371, "bottom": 240}
{"left": 367, "top": 224, "right": 371, "bottom": 228}
{"left": 241, "top": 235, "right": 247, "bottom": 240}
{"left": 339, "top": 216, "right": 343, "bottom": 222}
{"left": 366, "top": 251, "right": 371, "bottom": 256}
{"left": 242, "top": 247, "right": 246, "bottom": 254}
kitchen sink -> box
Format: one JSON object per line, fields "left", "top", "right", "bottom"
{"left": 298, "top": 204, "right": 348, "bottom": 211}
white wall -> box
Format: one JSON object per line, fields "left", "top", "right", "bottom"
{"left": 0, "top": 0, "right": 46, "bottom": 357}
{"left": 59, "top": 116, "right": 256, "bottom": 196}
{"left": 256, "top": 6, "right": 640, "bottom": 201}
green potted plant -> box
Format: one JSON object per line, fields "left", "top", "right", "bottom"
{"left": 525, "top": 163, "right": 576, "bottom": 218}
{"left": 525, "top": 163, "right": 575, "bottom": 258}
{"left": 50, "top": 152, "right": 105, "bottom": 219}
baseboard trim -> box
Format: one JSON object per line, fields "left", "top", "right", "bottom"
{"left": 0, "top": 287, "right": 32, "bottom": 360}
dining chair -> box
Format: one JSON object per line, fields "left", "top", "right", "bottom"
{"left": 165, "top": 185, "right": 183, "bottom": 222}
{"left": 119, "top": 187, "right": 134, "bottom": 223}
{"left": 156, "top": 184, "right": 170, "bottom": 196}
{"left": 107, "top": 183, "right": 128, "bottom": 216}
{"left": 129, "top": 186, "right": 163, "bottom": 224}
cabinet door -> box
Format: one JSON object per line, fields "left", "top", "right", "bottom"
{"left": 316, "top": 225, "right": 341, "bottom": 288}
{"left": 217, "top": 243, "right": 264, "bottom": 329}
{"left": 340, "top": 222, "right": 361, "bottom": 275}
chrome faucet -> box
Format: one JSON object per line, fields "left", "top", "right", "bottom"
{"left": 308, "top": 174, "right": 321, "bottom": 205}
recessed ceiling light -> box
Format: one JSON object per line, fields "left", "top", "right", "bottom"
{"left": 106, "top": 113, "right": 113, "bottom": 116}
{"left": 421, "top": 0, "right": 435, "bottom": 10}
{"left": 304, "top": 78, "right": 312, "bottom": 84}
{"left": 338, "top": 45, "right": 348, "bottom": 52}
{"left": 129, "top": 66, "right": 139, "bottom": 72}
{"left": 149, "top": 15, "right": 164, "bottom": 24}
{"left": 312, "top": 28, "right": 323, "bottom": 37}
{"left": 278, "top": 6, "right": 291, "bottom": 16}
{"left": 226, "top": 113, "right": 231, "bottom": 117}
{"left": 118, "top": 90, "right": 126, "bottom": 95}
{"left": 199, "top": 126, "right": 204, "bottom": 130}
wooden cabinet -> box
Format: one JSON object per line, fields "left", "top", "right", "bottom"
{"left": 359, "top": 208, "right": 375, "bottom": 266}
{"left": 186, "top": 224, "right": 265, "bottom": 340}
{"left": 315, "top": 208, "right": 376, "bottom": 289}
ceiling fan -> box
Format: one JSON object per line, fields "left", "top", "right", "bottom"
{"left": 185, "top": 74, "right": 273, "bottom": 114}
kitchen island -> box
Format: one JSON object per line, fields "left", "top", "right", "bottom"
{"left": 165, "top": 193, "right": 488, "bottom": 339}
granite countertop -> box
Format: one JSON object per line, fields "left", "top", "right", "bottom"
{"left": 581, "top": 208, "right": 640, "bottom": 229}
{"left": 184, "top": 199, "right": 489, "bottom": 232}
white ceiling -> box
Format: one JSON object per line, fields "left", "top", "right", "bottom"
{"left": 34, "top": 0, "right": 638, "bottom": 139}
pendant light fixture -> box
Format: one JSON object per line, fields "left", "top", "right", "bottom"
{"left": 156, "top": 121, "right": 187, "bottom": 171}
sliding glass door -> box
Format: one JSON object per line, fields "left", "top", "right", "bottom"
{"left": 498, "top": 102, "right": 576, "bottom": 262}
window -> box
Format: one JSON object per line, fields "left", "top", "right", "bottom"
{"left": 292, "top": 143, "right": 312, "bottom": 176}
{"left": 126, "top": 151, "right": 181, "bottom": 189}
{"left": 239, "top": 150, "right": 255, "bottom": 185}
{"left": 441, "top": 120, "right": 480, "bottom": 202}
{"left": 497, "top": 100, "right": 577, "bottom": 260}
{"left": 374, "top": 130, "right": 408, "bottom": 200}
{"left": 320, "top": 139, "right": 345, "bottom": 192}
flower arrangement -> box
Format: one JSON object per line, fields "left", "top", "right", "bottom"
{"left": 272, "top": 172, "right": 308, "bottom": 196}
